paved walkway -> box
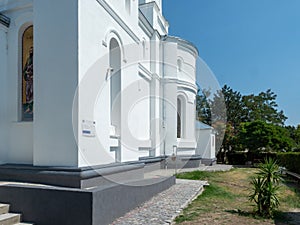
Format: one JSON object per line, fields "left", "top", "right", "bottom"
{"left": 111, "top": 164, "right": 232, "bottom": 225}
{"left": 111, "top": 179, "right": 208, "bottom": 225}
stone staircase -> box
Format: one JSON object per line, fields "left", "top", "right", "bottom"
{"left": 0, "top": 203, "right": 33, "bottom": 225}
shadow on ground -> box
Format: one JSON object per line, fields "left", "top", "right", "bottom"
{"left": 225, "top": 209, "right": 300, "bottom": 225}
{"left": 274, "top": 211, "right": 300, "bottom": 225}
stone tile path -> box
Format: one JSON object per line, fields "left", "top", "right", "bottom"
{"left": 111, "top": 179, "right": 208, "bottom": 225}
{"left": 111, "top": 164, "right": 232, "bottom": 225}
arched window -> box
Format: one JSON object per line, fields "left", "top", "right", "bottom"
{"left": 177, "top": 98, "right": 182, "bottom": 138}
{"left": 177, "top": 96, "right": 186, "bottom": 138}
{"left": 22, "top": 25, "right": 34, "bottom": 121}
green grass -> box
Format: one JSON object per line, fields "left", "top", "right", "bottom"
{"left": 280, "top": 178, "right": 300, "bottom": 209}
{"left": 176, "top": 170, "right": 218, "bottom": 181}
{"left": 175, "top": 171, "right": 238, "bottom": 223}
{"left": 174, "top": 168, "right": 300, "bottom": 225}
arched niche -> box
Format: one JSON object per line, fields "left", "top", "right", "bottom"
{"left": 109, "top": 38, "right": 121, "bottom": 136}
{"left": 21, "top": 25, "right": 34, "bottom": 121}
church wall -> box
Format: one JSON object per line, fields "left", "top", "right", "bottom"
{"left": 77, "top": 0, "right": 152, "bottom": 166}
{"left": 104, "top": 0, "right": 139, "bottom": 33}
{"left": 177, "top": 48, "right": 196, "bottom": 84}
{"left": 33, "top": 0, "right": 79, "bottom": 166}
{"left": 162, "top": 42, "right": 178, "bottom": 155}
{"left": 196, "top": 129, "right": 215, "bottom": 159}
{"left": 2, "top": 5, "right": 34, "bottom": 164}
{"left": 0, "top": 0, "right": 199, "bottom": 167}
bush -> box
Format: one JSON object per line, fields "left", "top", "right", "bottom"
{"left": 277, "top": 152, "right": 300, "bottom": 174}
{"left": 249, "top": 158, "right": 283, "bottom": 218}
{"left": 227, "top": 152, "right": 247, "bottom": 165}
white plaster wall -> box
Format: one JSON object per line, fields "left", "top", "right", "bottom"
{"left": 105, "top": 0, "right": 139, "bottom": 34}
{"left": 1, "top": 4, "right": 34, "bottom": 164}
{"left": 78, "top": 0, "right": 152, "bottom": 166}
{"left": 196, "top": 129, "right": 215, "bottom": 159}
{"left": 0, "top": 0, "right": 198, "bottom": 167}
{"left": 162, "top": 42, "right": 178, "bottom": 155}
{"left": 33, "top": 0, "right": 79, "bottom": 166}
{"left": 149, "top": 34, "right": 162, "bottom": 157}
{"left": 177, "top": 48, "right": 196, "bottom": 84}
{"left": 139, "top": 2, "right": 168, "bottom": 36}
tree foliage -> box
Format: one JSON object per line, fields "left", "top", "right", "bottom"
{"left": 242, "top": 89, "right": 287, "bottom": 125}
{"left": 195, "top": 84, "right": 297, "bottom": 160}
{"left": 239, "top": 120, "right": 294, "bottom": 152}
{"left": 196, "top": 89, "right": 211, "bottom": 125}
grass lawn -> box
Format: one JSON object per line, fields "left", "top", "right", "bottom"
{"left": 175, "top": 168, "right": 300, "bottom": 225}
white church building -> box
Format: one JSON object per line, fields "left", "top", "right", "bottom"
{"left": 0, "top": 1, "right": 218, "bottom": 224}
{"left": 0, "top": 0, "right": 207, "bottom": 168}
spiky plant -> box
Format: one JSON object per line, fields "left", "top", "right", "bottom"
{"left": 249, "top": 158, "right": 283, "bottom": 218}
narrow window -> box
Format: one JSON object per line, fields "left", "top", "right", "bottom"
{"left": 22, "top": 26, "right": 34, "bottom": 121}
{"left": 177, "top": 59, "right": 182, "bottom": 72}
{"left": 177, "top": 98, "right": 182, "bottom": 138}
{"left": 125, "top": 0, "right": 131, "bottom": 14}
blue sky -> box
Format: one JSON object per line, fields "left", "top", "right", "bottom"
{"left": 163, "top": 0, "right": 300, "bottom": 126}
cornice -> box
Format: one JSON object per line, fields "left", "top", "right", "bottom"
{"left": 163, "top": 36, "right": 199, "bottom": 57}
{"left": 161, "top": 78, "right": 197, "bottom": 94}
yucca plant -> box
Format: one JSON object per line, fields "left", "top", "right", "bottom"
{"left": 249, "top": 158, "right": 283, "bottom": 218}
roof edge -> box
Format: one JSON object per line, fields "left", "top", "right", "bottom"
{"left": 162, "top": 35, "right": 199, "bottom": 57}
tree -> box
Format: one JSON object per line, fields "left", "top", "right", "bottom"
{"left": 196, "top": 89, "right": 211, "bottom": 125}
{"left": 242, "top": 89, "right": 287, "bottom": 125}
{"left": 238, "top": 120, "right": 294, "bottom": 152}
{"left": 221, "top": 85, "right": 246, "bottom": 128}
{"left": 295, "top": 125, "right": 300, "bottom": 146}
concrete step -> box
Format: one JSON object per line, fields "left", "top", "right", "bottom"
{"left": 0, "top": 204, "right": 9, "bottom": 215}
{"left": 0, "top": 213, "right": 20, "bottom": 225}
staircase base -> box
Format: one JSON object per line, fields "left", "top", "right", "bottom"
{"left": 0, "top": 176, "right": 175, "bottom": 225}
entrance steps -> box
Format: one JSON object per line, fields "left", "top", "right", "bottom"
{"left": 0, "top": 204, "right": 33, "bottom": 225}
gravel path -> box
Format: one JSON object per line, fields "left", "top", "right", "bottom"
{"left": 111, "top": 179, "right": 208, "bottom": 225}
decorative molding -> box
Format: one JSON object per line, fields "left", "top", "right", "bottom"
{"left": 96, "top": 0, "right": 140, "bottom": 43}
{"left": 138, "top": 63, "right": 152, "bottom": 81}
{"left": 162, "top": 78, "right": 197, "bottom": 94}
{"left": 0, "top": 13, "right": 10, "bottom": 27}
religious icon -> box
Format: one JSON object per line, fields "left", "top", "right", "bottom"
{"left": 22, "top": 26, "right": 33, "bottom": 121}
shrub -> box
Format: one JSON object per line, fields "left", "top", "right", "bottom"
{"left": 227, "top": 152, "right": 248, "bottom": 165}
{"left": 249, "top": 158, "right": 283, "bottom": 218}
{"left": 277, "top": 152, "right": 300, "bottom": 174}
